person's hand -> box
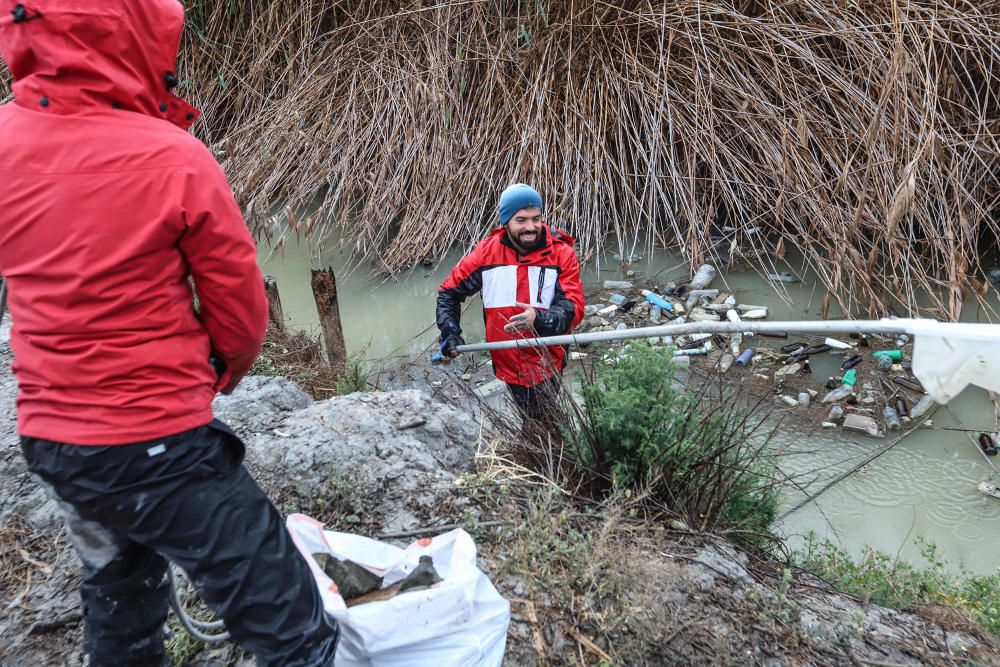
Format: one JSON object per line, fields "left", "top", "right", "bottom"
{"left": 442, "top": 332, "right": 465, "bottom": 358}
{"left": 504, "top": 302, "right": 537, "bottom": 334}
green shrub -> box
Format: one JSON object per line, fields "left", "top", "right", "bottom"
{"left": 795, "top": 534, "right": 1000, "bottom": 638}
{"left": 566, "top": 343, "right": 779, "bottom": 538}
{"left": 335, "top": 355, "right": 369, "bottom": 395}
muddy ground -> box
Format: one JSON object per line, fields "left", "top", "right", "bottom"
{"left": 1, "top": 318, "right": 999, "bottom": 666}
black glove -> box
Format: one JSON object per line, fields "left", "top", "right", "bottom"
{"left": 441, "top": 331, "right": 465, "bottom": 358}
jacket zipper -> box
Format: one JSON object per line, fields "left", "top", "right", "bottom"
{"left": 536, "top": 268, "right": 546, "bottom": 304}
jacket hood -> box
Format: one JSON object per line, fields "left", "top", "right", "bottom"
{"left": 0, "top": 0, "right": 199, "bottom": 129}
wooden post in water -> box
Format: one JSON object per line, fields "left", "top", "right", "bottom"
{"left": 263, "top": 274, "right": 285, "bottom": 335}
{"left": 311, "top": 267, "right": 347, "bottom": 370}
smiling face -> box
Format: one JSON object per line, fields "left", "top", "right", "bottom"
{"left": 506, "top": 206, "right": 544, "bottom": 253}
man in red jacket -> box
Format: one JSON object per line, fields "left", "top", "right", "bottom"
{"left": 0, "top": 2, "right": 337, "bottom": 665}
{"left": 437, "top": 184, "right": 585, "bottom": 427}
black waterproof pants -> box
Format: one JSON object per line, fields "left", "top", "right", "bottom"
{"left": 506, "top": 375, "right": 562, "bottom": 423}
{"left": 21, "top": 420, "right": 339, "bottom": 667}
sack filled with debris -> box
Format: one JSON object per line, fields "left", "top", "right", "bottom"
{"left": 287, "top": 513, "right": 509, "bottom": 666}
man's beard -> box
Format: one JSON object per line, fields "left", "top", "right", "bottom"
{"left": 512, "top": 228, "right": 545, "bottom": 253}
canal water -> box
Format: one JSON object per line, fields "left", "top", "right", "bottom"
{"left": 258, "top": 235, "right": 1000, "bottom": 576}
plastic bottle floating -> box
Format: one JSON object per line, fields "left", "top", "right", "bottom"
{"left": 641, "top": 289, "right": 673, "bottom": 311}
{"left": 767, "top": 272, "right": 800, "bottom": 283}
{"left": 841, "top": 354, "right": 862, "bottom": 370}
{"left": 688, "top": 264, "right": 717, "bottom": 290}
{"left": 979, "top": 433, "right": 998, "bottom": 456}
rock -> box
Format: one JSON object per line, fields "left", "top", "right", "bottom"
{"left": 460, "top": 373, "right": 472, "bottom": 381}
{"left": 213, "top": 376, "right": 311, "bottom": 439}
{"left": 245, "top": 389, "right": 480, "bottom": 533}
{"left": 693, "top": 544, "right": 756, "bottom": 588}
{"left": 396, "top": 416, "right": 426, "bottom": 430}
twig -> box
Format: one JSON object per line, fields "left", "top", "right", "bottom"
{"left": 563, "top": 623, "right": 613, "bottom": 662}
{"left": 510, "top": 599, "right": 549, "bottom": 667}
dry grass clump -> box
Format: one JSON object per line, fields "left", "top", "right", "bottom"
{"left": 249, "top": 325, "right": 341, "bottom": 399}
{"left": 0, "top": 514, "right": 52, "bottom": 608}
{"left": 3, "top": 2, "right": 998, "bottom": 317}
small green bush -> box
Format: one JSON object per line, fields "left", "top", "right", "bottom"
{"left": 569, "top": 343, "right": 779, "bottom": 537}
{"left": 795, "top": 534, "right": 1000, "bottom": 638}
{"left": 335, "top": 355, "right": 369, "bottom": 395}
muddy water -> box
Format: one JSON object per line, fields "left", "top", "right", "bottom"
{"left": 259, "top": 238, "right": 1000, "bottom": 575}
{"left": 258, "top": 236, "right": 485, "bottom": 363}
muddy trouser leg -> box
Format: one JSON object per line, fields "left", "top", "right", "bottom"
{"left": 28, "top": 476, "right": 170, "bottom": 666}
{"left": 21, "top": 420, "right": 339, "bottom": 667}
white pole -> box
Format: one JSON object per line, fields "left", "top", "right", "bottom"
{"left": 455, "top": 318, "right": 922, "bottom": 353}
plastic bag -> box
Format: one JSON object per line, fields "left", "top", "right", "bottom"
{"left": 286, "top": 514, "right": 510, "bottom": 666}
{"left": 904, "top": 318, "right": 1000, "bottom": 403}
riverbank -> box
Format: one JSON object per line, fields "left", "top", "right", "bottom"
{"left": 1, "top": 318, "right": 998, "bottom": 665}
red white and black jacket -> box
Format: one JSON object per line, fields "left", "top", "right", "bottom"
{"left": 437, "top": 224, "right": 585, "bottom": 387}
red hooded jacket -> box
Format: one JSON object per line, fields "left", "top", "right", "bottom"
{"left": 437, "top": 224, "right": 585, "bottom": 386}
{"left": 0, "top": 1, "right": 267, "bottom": 445}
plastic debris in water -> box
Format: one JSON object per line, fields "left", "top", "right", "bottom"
{"left": 641, "top": 289, "right": 673, "bottom": 311}
{"left": 843, "top": 414, "right": 880, "bottom": 436}
{"left": 883, "top": 406, "right": 902, "bottom": 431}
{"left": 689, "top": 264, "right": 716, "bottom": 290}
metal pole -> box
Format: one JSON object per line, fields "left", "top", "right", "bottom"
{"left": 455, "top": 318, "right": 919, "bottom": 353}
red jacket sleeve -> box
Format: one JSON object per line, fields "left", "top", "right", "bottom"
{"left": 179, "top": 147, "right": 267, "bottom": 393}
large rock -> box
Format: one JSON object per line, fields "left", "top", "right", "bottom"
{"left": 241, "top": 388, "right": 482, "bottom": 534}
{"left": 212, "top": 375, "right": 312, "bottom": 438}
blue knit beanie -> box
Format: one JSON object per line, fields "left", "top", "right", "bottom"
{"left": 498, "top": 184, "right": 543, "bottom": 226}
